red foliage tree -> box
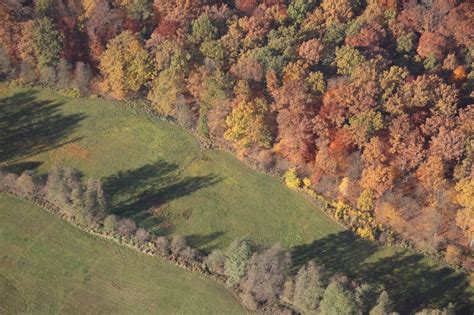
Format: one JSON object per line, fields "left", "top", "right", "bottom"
{"left": 416, "top": 31, "right": 449, "bottom": 60}
{"left": 345, "top": 22, "right": 386, "bottom": 53}
{"left": 235, "top": 0, "right": 258, "bottom": 14}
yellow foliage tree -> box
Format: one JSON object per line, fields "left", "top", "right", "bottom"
{"left": 224, "top": 98, "right": 272, "bottom": 151}
{"left": 357, "top": 189, "right": 374, "bottom": 212}
{"left": 455, "top": 178, "right": 474, "bottom": 241}
{"left": 361, "top": 165, "right": 396, "bottom": 197}
{"left": 99, "top": 31, "right": 152, "bottom": 100}
{"left": 82, "top": 0, "right": 97, "bottom": 18}
{"left": 338, "top": 177, "right": 350, "bottom": 199}
{"left": 416, "top": 156, "right": 447, "bottom": 193}
{"left": 17, "top": 21, "right": 36, "bottom": 66}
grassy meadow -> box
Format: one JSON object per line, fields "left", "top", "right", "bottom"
{"left": 0, "top": 195, "right": 246, "bottom": 314}
{"left": 0, "top": 86, "right": 472, "bottom": 312}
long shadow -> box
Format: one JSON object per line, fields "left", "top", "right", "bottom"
{"left": 104, "top": 161, "right": 221, "bottom": 234}
{"left": 0, "top": 91, "right": 85, "bottom": 164}
{"left": 185, "top": 231, "right": 225, "bottom": 253}
{"left": 292, "top": 231, "right": 473, "bottom": 313}
{"left": 1, "top": 161, "right": 43, "bottom": 174}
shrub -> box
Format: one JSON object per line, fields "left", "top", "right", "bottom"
{"left": 179, "top": 246, "right": 200, "bottom": 264}
{"left": 155, "top": 236, "right": 170, "bottom": 255}
{"left": 170, "top": 235, "right": 187, "bottom": 256}
{"left": 15, "top": 171, "right": 40, "bottom": 198}
{"left": 356, "top": 226, "right": 375, "bottom": 241}
{"left": 74, "top": 61, "right": 92, "bottom": 96}
{"left": 205, "top": 249, "right": 226, "bottom": 275}
{"left": 284, "top": 167, "right": 302, "bottom": 189}
{"left": 302, "top": 177, "right": 312, "bottom": 188}
{"left": 45, "top": 166, "right": 69, "bottom": 206}
{"left": 82, "top": 179, "right": 107, "bottom": 218}
{"left": 135, "top": 228, "right": 150, "bottom": 245}
{"left": 18, "top": 62, "right": 36, "bottom": 85}
{"left": 1, "top": 173, "right": 19, "bottom": 191}
{"left": 103, "top": 214, "right": 118, "bottom": 233}
{"left": 56, "top": 58, "right": 72, "bottom": 90}
{"left": 117, "top": 218, "right": 137, "bottom": 237}
{"left": 39, "top": 66, "right": 57, "bottom": 86}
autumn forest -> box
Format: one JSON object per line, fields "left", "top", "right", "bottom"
{"left": 0, "top": 0, "right": 473, "bottom": 312}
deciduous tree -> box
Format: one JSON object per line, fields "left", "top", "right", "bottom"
{"left": 99, "top": 31, "right": 152, "bottom": 99}
{"left": 224, "top": 97, "right": 272, "bottom": 151}
{"left": 240, "top": 244, "right": 292, "bottom": 309}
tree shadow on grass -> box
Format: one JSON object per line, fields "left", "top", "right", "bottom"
{"left": 0, "top": 91, "right": 85, "bottom": 164}
{"left": 1, "top": 161, "right": 43, "bottom": 174}
{"left": 185, "top": 231, "right": 226, "bottom": 253}
{"left": 104, "top": 161, "right": 221, "bottom": 234}
{"left": 292, "top": 231, "right": 472, "bottom": 313}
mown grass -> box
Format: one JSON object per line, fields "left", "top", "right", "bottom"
{"left": 0, "top": 195, "right": 246, "bottom": 314}
{"left": 0, "top": 86, "right": 472, "bottom": 313}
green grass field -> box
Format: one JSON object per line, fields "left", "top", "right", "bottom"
{"left": 0, "top": 195, "right": 246, "bottom": 314}
{"left": 0, "top": 86, "right": 472, "bottom": 312}
{"left": 0, "top": 86, "right": 341, "bottom": 250}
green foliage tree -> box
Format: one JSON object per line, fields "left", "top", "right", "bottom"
{"left": 369, "top": 291, "right": 397, "bottom": 315}
{"left": 128, "top": 0, "right": 153, "bottom": 21}
{"left": 224, "top": 238, "right": 254, "bottom": 286}
{"left": 291, "top": 260, "right": 327, "bottom": 313}
{"left": 306, "top": 71, "right": 326, "bottom": 94}
{"left": 396, "top": 32, "right": 416, "bottom": 54}
{"left": 267, "top": 25, "right": 300, "bottom": 60}
{"left": 320, "top": 276, "right": 365, "bottom": 315}
{"left": 380, "top": 66, "right": 409, "bottom": 101}
{"left": 35, "top": 0, "right": 55, "bottom": 17}
{"left": 335, "top": 45, "right": 365, "bottom": 75}
{"left": 287, "top": 0, "right": 317, "bottom": 24}
{"left": 200, "top": 40, "right": 225, "bottom": 62}
{"left": 346, "top": 110, "right": 384, "bottom": 147}
{"left": 32, "top": 17, "right": 64, "bottom": 69}
{"left": 191, "top": 14, "right": 217, "bottom": 43}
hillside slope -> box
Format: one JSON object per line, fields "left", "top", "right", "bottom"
{"left": 0, "top": 87, "right": 472, "bottom": 312}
